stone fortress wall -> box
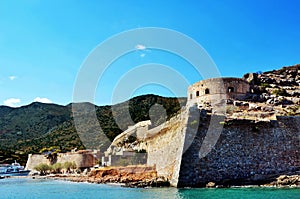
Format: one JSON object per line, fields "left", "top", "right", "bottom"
{"left": 104, "top": 107, "right": 191, "bottom": 185}
{"left": 143, "top": 106, "right": 196, "bottom": 186}
{"left": 25, "top": 150, "right": 97, "bottom": 171}
{"left": 105, "top": 105, "right": 201, "bottom": 186}
{"left": 105, "top": 74, "right": 299, "bottom": 187}
{"left": 177, "top": 112, "right": 300, "bottom": 187}
{"left": 142, "top": 104, "right": 299, "bottom": 187}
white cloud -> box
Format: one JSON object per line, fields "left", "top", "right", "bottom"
{"left": 34, "top": 97, "right": 52, "bottom": 104}
{"left": 9, "top": 76, "right": 17, "bottom": 80}
{"left": 3, "top": 98, "right": 21, "bottom": 107}
{"left": 135, "top": 44, "right": 146, "bottom": 50}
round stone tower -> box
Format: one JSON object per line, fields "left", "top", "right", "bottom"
{"left": 187, "top": 77, "right": 250, "bottom": 106}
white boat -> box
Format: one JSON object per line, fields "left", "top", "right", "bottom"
{"left": 0, "top": 161, "right": 30, "bottom": 177}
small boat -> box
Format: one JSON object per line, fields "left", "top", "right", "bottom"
{"left": 0, "top": 161, "right": 30, "bottom": 177}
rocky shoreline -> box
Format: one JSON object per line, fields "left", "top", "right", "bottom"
{"left": 44, "top": 175, "right": 170, "bottom": 188}
{"left": 264, "top": 175, "right": 300, "bottom": 187}
{"left": 5, "top": 164, "right": 299, "bottom": 188}
{"left": 27, "top": 172, "right": 300, "bottom": 189}
{"left": 4, "top": 172, "right": 298, "bottom": 188}
{"left": 31, "top": 165, "right": 170, "bottom": 188}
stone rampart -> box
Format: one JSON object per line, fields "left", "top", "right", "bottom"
{"left": 25, "top": 154, "right": 49, "bottom": 171}
{"left": 25, "top": 151, "right": 96, "bottom": 171}
{"left": 102, "top": 104, "right": 299, "bottom": 187}
{"left": 144, "top": 106, "right": 200, "bottom": 186}
{"left": 177, "top": 114, "right": 300, "bottom": 187}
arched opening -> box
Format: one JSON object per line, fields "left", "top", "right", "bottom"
{"left": 196, "top": 91, "right": 200, "bottom": 97}
{"left": 205, "top": 88, "right": 210, "bottom": 94}
{"left": 228, "top": 87, "right": 234, "bottom": 93}
{"left": 190, "top": 94, "right": 193, "bottom": 99}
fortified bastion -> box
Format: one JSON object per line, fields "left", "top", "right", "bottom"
{"left": 187, "top": 77, "right": 250, "bottom": 107}
{"left": 108, "top": 74, "right": 299, "bottom": 187}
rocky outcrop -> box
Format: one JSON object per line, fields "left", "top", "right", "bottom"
{"left": 272, "top": 175, "right": 300, "bottom": 186}
{"left": 264, "top": 175, "right": 300, "bottom": 187}
{"left": 125, "top": 176, "right": 170, "bottom": 188}
{"left": 88, "top": 166, "right": 157, "bottom": 183}
{"left": 226, "top": 65, "right": 300, "bottom": 120}
{"left": 47, "top": 165, "right": 169, "bottom": 188}
{"left": 246, "top": 65, "right": 300, "bottom": 102}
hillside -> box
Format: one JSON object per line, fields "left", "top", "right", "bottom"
{"left": 0, "top": 95, "right": 186, "bottom": 165}
{"left": 240, "top": 64, "right": 300, "bottom": 117}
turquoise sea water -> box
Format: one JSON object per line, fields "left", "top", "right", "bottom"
{"left": 0, "top": 178, "right": 299, "bottom": 199}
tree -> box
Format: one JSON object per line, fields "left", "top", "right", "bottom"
{"left": 39, "top": 146, "right": 61, "bottom": 164}
{"left": 34, "top": 163, "right": 52, "bottom": 175}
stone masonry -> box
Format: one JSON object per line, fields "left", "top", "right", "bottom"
{"left": 177, "top": 112, "right": 300, "bottom": 187}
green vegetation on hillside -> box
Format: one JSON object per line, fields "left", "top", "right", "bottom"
{"left": 0, "top": 95, "right": 186, "bottom": 165}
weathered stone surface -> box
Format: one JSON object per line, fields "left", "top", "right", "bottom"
{"left": 187, "top": 77, "right": 250, "bottom": 106}
{"left": 177, "top": 114, "right": 300, "bottom": 187}
{"left": 145, "top": 105, "right": 200, "bottom": 187}
{"left": 125, "top": 176, "right": 170, "bottom": 188}
{"left": 26, "top": 151, "right": 97, "bottom": 171}
{"left": 107, "top": 105, "right": 299, "bottom": 187}
{"left": 103, "top": 64, "right": 300, "bottom": 188}
{"left": 267, "top": 175, "right": 300, "bottom": 186}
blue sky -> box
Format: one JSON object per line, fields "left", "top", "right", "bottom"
{"left": 0, "top": 0, "right": 299, "bottom": 106}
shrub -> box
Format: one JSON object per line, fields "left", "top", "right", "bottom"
{"left": 272, "top": 89, "right": 289, "bottom": 96}
{"left": 189, "top": 120, "right": 198, "bottom": 126}
{"left": 52, "top": 163, "right": 63, "bottom": 173}
{"left": 260, "top": 82, "right": 270, "bottom": 88}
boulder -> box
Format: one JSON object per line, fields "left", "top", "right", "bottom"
{"left": 206, "top": 181, "right": 216, "bottom": 188}
{"left": 266, "top": 99, "right": 274, "bottom": 104}
{"left": 290, "top": 97, "right": 300, "bottom": 104}
{"left": 261, "top": 106, "right": 274, "bottom": 112}
{"left": 233, "top": 101, "right": 243, "bottom": 106}
{"left": 249, "top": 103, "right": 261, "bottom": 111}
{"left": 242, "top": 102, "right": 249, "bottom": 107}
